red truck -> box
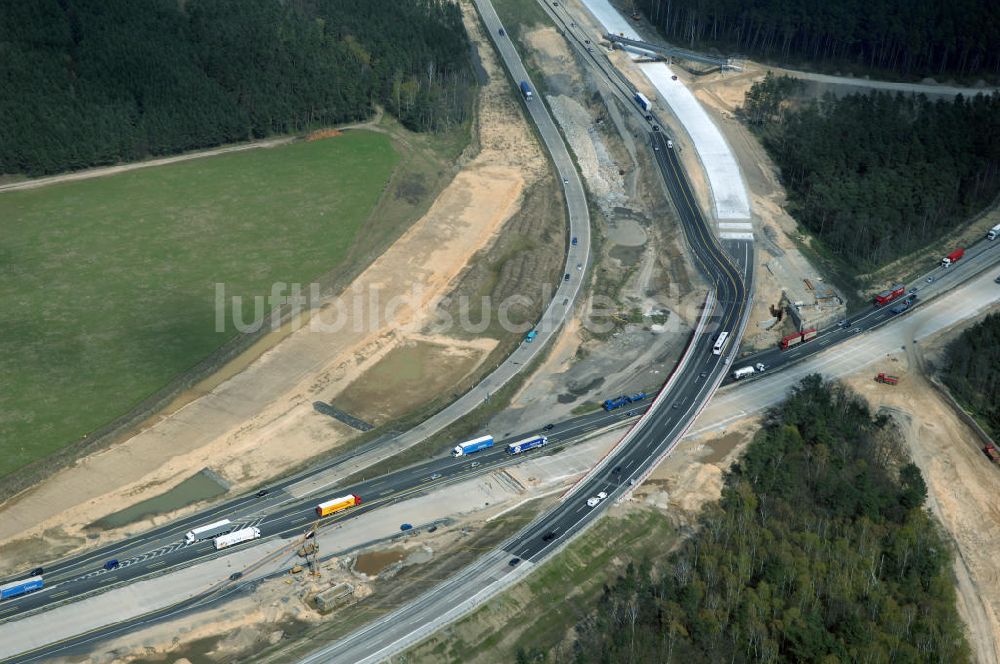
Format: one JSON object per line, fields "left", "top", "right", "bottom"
{"left": 984, "top": 443, "right": 1000, "bottom": 464}
{"left": 942, "top": 247, "right": 965, "bottom": 267}
{"left": 874, "top": 284, "right": 905, "bottom": 306}
{"left": 875, "top": 373, "right": 899, "bottom": 385}
{"left": 779, "top": 328, "right": 818, "bottom": 350}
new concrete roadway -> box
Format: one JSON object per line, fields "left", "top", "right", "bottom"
{"left": 292, "top": 0, "right": 754, "bottom": 660}
{"left": 725, "top": 236, "right": 1000, "bottom": 385}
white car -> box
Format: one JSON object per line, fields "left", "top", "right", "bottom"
{"left": 667, "top": 139, "right": 673, "bottom": 149}
{"left": 597, "top": 491, "right": 607, "bottom": 500}
{"left": 586, "top": 497, "right": 600, "bottom": 507}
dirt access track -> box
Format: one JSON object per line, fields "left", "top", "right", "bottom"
{"left": 839, "top": 347, "right": 1000, "bottom": 664}
{"left": 0, "top": 3, "right": 550, "bottom": 560}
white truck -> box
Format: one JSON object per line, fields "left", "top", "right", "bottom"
{"left": 732, "top": 363, "right": 766, "bottom": 380}
{"left": 213, "top": 526, "right": 261, "bottom": 550}
{"left": 185, "top": 519, "right": 232, "bottom": 544}
{"left": 988, "top": 223, "right": 1000, "bottom": 240}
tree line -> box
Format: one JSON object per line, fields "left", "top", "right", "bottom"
{"left": 943, "top": 312, "right": 1000, "bottom": 439}
{"left": 520, "top": 376, "right": 968, "bottom": 663}
{"left": 746, "top": 82, "right": 1000, "bottom": 271}
{"left": 636, "top": 0, "right": 1000, "bottom": 79}
{"left": 0, "top": 0, "right": 474, "bottom": 176}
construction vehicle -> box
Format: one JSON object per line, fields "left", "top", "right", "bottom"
{"left": 874, "top": 373, "right": 899, "bottom": 385}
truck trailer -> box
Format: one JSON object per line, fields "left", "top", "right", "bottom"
{"left": 507, "top": 435, "right": 548, "bottom": 455}
{"left": 634, "top": 92, "right": 651, "bottom": 111}
{"left": 315, "top": 494, "right": 362, "bottom": 517}
{"left": 988, "top": 224, "right": 1000, "bottom": 241}
{"left": 942, "top": 247, "right": 965, "bottom": 267}
{"left": 0, "top": 575, "right": 43, "bottom": 601}
{"left": 519, "top": 81, "right": 533, "bottom": 100}
{"left": 213, "top": 527, "right": 261, "bottom": 550}
{"left": 451, "top": 435, "right": 494, "bottom": 457}
{"left": 874, "top": 284, "right": 906, "bottom": 306}
{"left": 185, "top": 519, "right": 232, "bottom": 544}
{"left": 732, "top": 362, "right": 766, "bottom": 380}
{"left": 780, "top": 329, "right": 818, "bottom": 350}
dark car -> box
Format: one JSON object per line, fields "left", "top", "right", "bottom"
{"left": 256, "top": 489, "right": 270, "bottom": 498}
{"left": 652, "top": 125, "right": 660, "bottom": 132}
{"left": 571, "top": 236, "right": 578, "bottom": 246}
{"left": 30, "top": 567, "right": 44, "bottom": 577}
{"left": 671, "top": 75, "right": 678, "bottom": 80}
{"left": 542, "top": 532, "right": 557, "bottom": 542}
{"left": 104, "top": 559, "right": 120, "bottom": 570}
{"left": 229, "top": 572, "right": 243, "bottom": 581}
{"left": 508, "top": 557, "right": 521, "bottom": 566}
{"left": 564, "top": 273, "right": 570, "bottom": 281}
{"left": 611, "top": 465, "right": 622, "bottom": 474}
{"left": 543, "top": 423, "right": 555, "bottom": 431}
{"left": 995, "top": 274, "right": 1000, "bottom": 284}
{"left": 427, "top": 525, "right": 438, "bottom": 533}
{"left": 400, "top": 523, "right": 413, "bottom": 531}
{"left": 498, "top": 28, "right": 505, "bottom": 37}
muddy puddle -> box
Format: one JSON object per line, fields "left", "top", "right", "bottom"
{"left": 354, "top": 548, "right": 406, "bottom": 576}
{"left": 700, "top": 431, "right": 747, "bottom": 464}
{"left": 91, "top": 469, "right": 229, "bottom": 531}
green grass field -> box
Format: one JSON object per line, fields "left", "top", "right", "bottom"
{"left": 0, "top": 132, "right": 400, "bottom": 480}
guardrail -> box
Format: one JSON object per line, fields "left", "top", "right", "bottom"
{"left": 561, "top": 288, "right": 717, "bottom": 500}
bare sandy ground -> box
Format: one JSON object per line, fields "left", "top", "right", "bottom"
{"left": 838, "top": 354, "right": 1000, "bottom": 664}
{"left": 0, "top": 4, "right": 547, "bottom": 559}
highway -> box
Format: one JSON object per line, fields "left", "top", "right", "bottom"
{"left": 724, "top": 235, "right": 1000, "bottom": 384}
{"left": 0, "top": 0, "right": 597, "bottom": 633}
{"left": 0, "top": 396, "right": 655, "bottom": 622}
{"left": 5, "top": 0, "right": 999, "bottom": 660}
{"left": 293, "top": 0, "right": 754, "bottom": 660}
{"left": 3, "top": 0, "right": 753, "bottom": 658}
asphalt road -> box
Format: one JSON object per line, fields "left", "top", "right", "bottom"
{"left": 0, "top": 396, "right": 655, "bottom": 623}
{"left": 1, "top": 0, "right": 595, "bottom": 630}
{"left": 294, "top": 1, "right": 754, "bottom": 660}
{"left": 724, "top": 236, "right": 1000, "bottom": 385}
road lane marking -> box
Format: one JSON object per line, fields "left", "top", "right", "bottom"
{"left": 290, "top": 516, "right": 308, "bottom": 524}
{"left": 50, "top": 590, "right": 69, "bottom": 599}
{"left": 147, "top": 560, "right": 166, "bottom": 570}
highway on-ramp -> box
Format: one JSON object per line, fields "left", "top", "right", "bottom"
{"left": 293, "top": 1, "right": 754, "bottom": 661}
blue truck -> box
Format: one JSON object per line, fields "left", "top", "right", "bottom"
{"left": 1, "top": 575, "right": 44, "bottom": 601}
{"left": 451, "top": 435, "right": 494, "bottom": 457}
{"left": 524, "top": 329, "right": 538, "bottom": 343}
{"left": 507, "top": 435, "right": 548, "bottom": 455}
{"left": 519, "top": 81, "right": 533, "bottom": 100}
{"left": 890, "top": 294, "right": 917, "bottom": 314}
{"left": 634, "top": 92, "right": 652, "bottom": 111}
{"left": 603, "top": 392, "right": 648, "bottom": 412}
